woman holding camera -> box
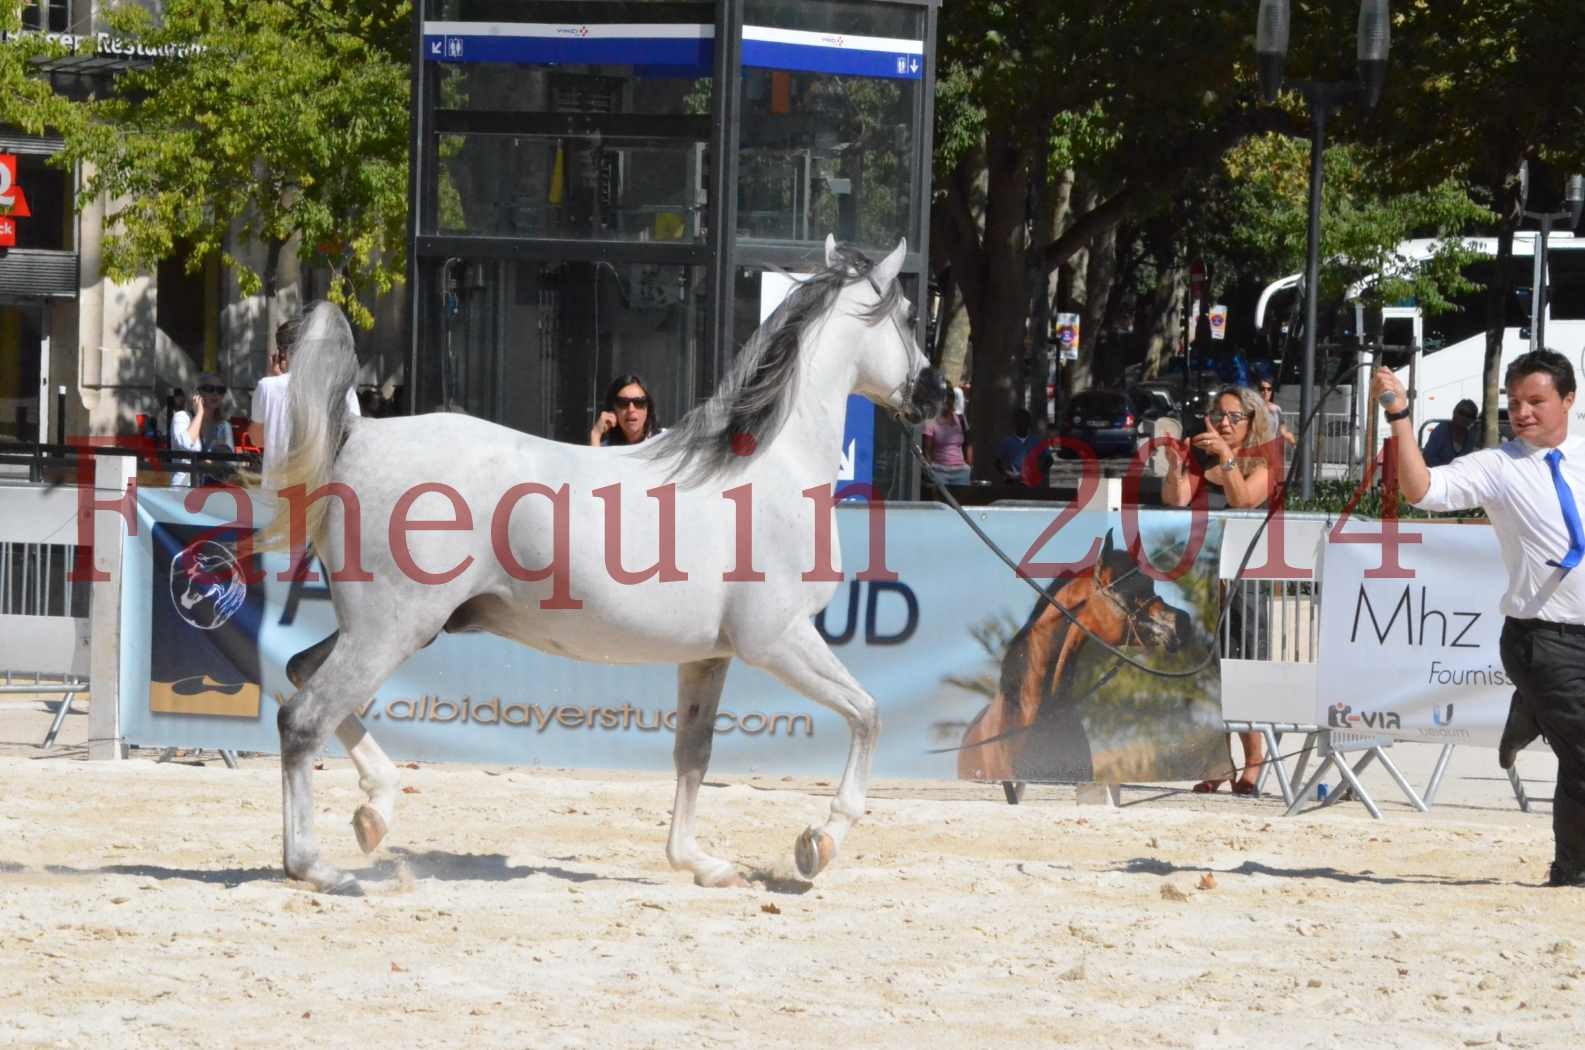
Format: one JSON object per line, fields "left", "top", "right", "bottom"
{"left": 1163, "top": 385, "right": 1279, "bottom": 795}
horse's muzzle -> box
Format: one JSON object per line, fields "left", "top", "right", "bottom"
{"left": 904, "top": 367, "right": 949, "bottom": 424}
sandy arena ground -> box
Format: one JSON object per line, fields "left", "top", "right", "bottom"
{"left": 2, "top": 696, "right": 1583, "bottom": 1049}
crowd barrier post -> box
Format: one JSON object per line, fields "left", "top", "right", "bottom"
{"left": 87, "top": 455, "right": 134, "bottom": 760}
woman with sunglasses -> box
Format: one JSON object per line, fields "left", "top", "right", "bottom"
{"left": 1162, "top": 386, "right": 1275, "bottom": 511}
{"left": 1163, "top": 385, "right": 1277, "bottom": 796}
{"left": 589, "top": 374, "right": 661, "bottom": 447}
{"left": 169, "top": 371, "right": 235, "bottom": 487}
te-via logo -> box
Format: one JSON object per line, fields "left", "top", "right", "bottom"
{"left": 1327, "top": 702, "right": 1402, "bottom": 730}
{"left": 1432, "top": 703, "right": 1455, "bottom": 727}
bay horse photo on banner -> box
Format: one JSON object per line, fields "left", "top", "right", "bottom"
{"left": 955, "top": 522, "right": 1227, "bottom": 786}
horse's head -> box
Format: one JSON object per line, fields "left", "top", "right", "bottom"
{"left": 828, "top": 236, "right": 947, "bottom": 426}
{"left": 1087, "top": 530, "right": 1191, "bottom": 654}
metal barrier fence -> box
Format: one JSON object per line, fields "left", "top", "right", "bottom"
{"left": 1219, "top": 576, "right": 1319, "bottom": 664}
{"left": 1, "top": 541, "right": 90, "bottom": 621}
{"left": 0, "top": 480, "right": 95, "bottom": 683}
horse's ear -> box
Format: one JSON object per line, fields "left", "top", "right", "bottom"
{"left": 872, "top": 238, "right": 907, "bottom": 290}
{"left": 824, "top": 234, "right": 839, "bottom": 268}
{"left": 1126, "top": 532, "right": 1144, "bottom": 564}
{"left": 1094, "top": 529, "right": 1115, "bottom": 580}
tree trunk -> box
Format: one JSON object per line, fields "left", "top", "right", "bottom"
{"left": 966, "top": 121, "right": 1033, "bottom": 479}
{"left": 1077, "top": 224, "right": 1117, "bottom": 391}
{"left": 1483, "top": 173, "right": 1520, "bottom": 449}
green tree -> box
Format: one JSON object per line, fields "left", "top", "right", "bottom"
{"left": 1351, "top": 0, "right": 1585, "bottom": 443}
{"left": 22, "top": 1, "right": 411, "bottom": 328}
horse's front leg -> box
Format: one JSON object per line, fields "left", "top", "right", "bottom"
{"left": 666, "top": 658, "right": 745, "bottom": 887}
{"left": 743, "top": 620, "right": 878, "bottom": 880}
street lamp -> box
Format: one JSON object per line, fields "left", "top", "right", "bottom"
{"left": 1256, "top": 0, "right": 1391, "bottom": 500}
{"left": 1519, "top": 162, "right": 1585, "bottom": 353}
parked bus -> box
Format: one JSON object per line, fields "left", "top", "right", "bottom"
{"left": 1254, "top": 233, "right": 1585, "bottom": 470}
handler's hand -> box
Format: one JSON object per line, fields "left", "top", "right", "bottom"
{"left": 1371, "top": 367, "right": 1408, "bottom": 415}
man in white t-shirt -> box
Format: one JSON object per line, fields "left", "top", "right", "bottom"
{"left": 248, "top": 313, "right": 361, "bottom": 492}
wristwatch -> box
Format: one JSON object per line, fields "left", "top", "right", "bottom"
{"left": 1221, "top": 458, "right": 1238, "bottom": 473}
{"left": 1384, "top": 404, "right": 1412, "bottom": 423}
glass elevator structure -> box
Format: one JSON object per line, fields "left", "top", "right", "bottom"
{"left": 408, "top": 0, "right": 939, "bottom": 495}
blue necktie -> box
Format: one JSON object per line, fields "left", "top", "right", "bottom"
{"left": 1545, "top": 449, "right": 1585, "bottom": 572}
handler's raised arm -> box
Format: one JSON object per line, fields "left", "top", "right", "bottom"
{"left": 1371, "top": 366, "right": 1431, "bottom": 503}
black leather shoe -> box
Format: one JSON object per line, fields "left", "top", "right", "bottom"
{"left": 1547, "top": 863, "right": 1585, "bottom": 887}
{"left": 1498, "top": 693, "right": 1540, "bottom": 771}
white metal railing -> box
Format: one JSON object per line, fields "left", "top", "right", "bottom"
{"left": 0, "top": 482, "right": 93, "bottom": 679}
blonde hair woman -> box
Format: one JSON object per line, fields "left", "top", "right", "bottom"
{"left": 1162, "top": 384, "right": 1278, "bottom": 795}
{"left": 1162, "top": 385, "right": 1275, "bottom": 510}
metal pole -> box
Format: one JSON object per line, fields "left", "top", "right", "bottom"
{"left": 1536, "top": 215, "right": 1553, "bottom": 352}
{"left": 1299, "top": 87, "right": 1327, "bottom": 500}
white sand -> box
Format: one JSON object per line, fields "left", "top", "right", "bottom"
{"left": 2, "top": 700, "right": 1582, "bottom": 1049}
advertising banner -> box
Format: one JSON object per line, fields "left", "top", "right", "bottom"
{"left": 120, "top": 490, "right": 1226, "bottom": 783}
{"left": 1316, "top": 523, "right": 1510, "bottom": 746}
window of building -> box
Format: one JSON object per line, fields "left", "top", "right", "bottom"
{"left": 156, "top": 242, "right": 213, "bottom": 369}
{"left": 21, "top": 0, "right": 72, "bottom": 33}
{"left": 7, "top": 152, "right": 70, "bottom": 251}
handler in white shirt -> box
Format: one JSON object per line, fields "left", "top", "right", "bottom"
{"left": 248, "top": 313, "right": 361, "bottom": 492}
{"left": 1374, "top": 351, "right": 1585, "bottom": 888}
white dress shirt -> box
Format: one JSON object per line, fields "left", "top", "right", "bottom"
{"left": 1414, "top": 433, "right": 1585, "bottom": 624}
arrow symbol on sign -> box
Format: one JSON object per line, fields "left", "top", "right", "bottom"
{"left": 429, "top": 39, "right": 442, "bottom": 55}
{"left": 909, "top": 58, "right": 919, "bottom": 74}
{"left": 838, "top": 439, "right": 857, "bottom": 481}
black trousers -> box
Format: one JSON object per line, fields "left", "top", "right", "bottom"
{"left": 1500, "top": 618, "right": 1585, "bottom": 873}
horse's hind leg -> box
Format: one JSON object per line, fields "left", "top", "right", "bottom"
{"left": 665, "top": 658, "right": 745, "bottom": 888}
{"left": 278, "top": 630, "right": 418, "bottom": 894}
{"left": 742, "top": 620, "right": 878, "bottom": 880}
{"left": 288, "top": 630, "right": 400, "bottom": 853}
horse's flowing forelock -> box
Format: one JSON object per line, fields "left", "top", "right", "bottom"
{"left": 647, "top": 242, "right": 905, "bottom": 484}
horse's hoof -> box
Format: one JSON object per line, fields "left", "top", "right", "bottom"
{"left": 352, "top": 804, "right": 388, "bottom": 854}
{"left": 696, "top": 865, "right": 750, "bottom": 889}
{"left": 326, "top": 873, "right": 366, "bottom": 897}
{"left": 794, "top": 826, "right": 837, "bottom": 880}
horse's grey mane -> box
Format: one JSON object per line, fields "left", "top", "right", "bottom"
{"left": 646, "top": 242, "right": 906, "bottom": 484}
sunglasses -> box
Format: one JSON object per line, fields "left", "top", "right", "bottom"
{"left": 613, "top": 396, "right": 650, "bottom": 410}
{"left": 1207, "top": 409, "right": 1247, "bottom": 425}
{"left": 198, "top": 385, "right": 226, "bottom": 395}
{"left": 1259, "top": 385, "right": 1273, "bottom": 393}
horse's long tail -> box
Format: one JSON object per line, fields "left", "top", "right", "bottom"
{"left": 257, "top": 301, "right": 359, "bottom": 554}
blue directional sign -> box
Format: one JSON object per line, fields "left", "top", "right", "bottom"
{"left": 420, "top": 21, "right": 924, "bottom": 82}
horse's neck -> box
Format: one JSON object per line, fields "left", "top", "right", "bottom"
{"left": 1009, "top": 579, "right": 1090, "bottom": 726}
{"left": 1045, "top": 579, "right": 1092, "bottom": 694}
{"left": 763, "top": 318, "right": 861, "bottom": 478}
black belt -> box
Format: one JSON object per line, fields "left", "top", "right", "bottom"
{"left": 1507, "top": 616, "right": 1585, "bottom": 637}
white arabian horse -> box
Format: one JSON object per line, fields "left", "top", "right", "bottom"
{"left": 272, "top": 237, "right": 945, "bottom": 893}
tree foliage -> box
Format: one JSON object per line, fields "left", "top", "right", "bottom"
{"left": 20, "top": 0, "right": 411, "bottom": 328}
